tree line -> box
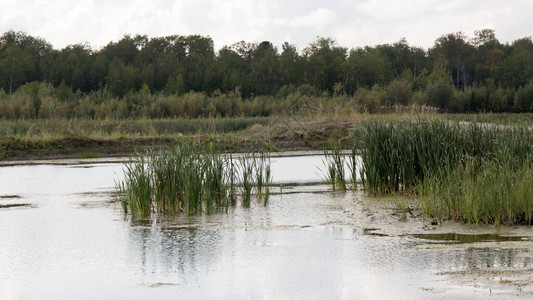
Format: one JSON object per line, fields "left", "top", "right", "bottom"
{"left": 1, "top": 29, "right": 533, "bottom": 118}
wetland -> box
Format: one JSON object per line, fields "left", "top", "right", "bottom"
{"left": 1, "top": 153, "right": 533, "bottom": 299}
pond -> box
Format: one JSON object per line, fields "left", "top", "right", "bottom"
{"left": 1, "top": 155, "right": 532, "bottom": 299}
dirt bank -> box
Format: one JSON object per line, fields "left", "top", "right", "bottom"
{"left": 0, "top": 120, "right": 355, "bottom": 162}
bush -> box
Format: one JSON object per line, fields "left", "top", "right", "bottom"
{"left": 384, "top": 79, "right": 412, "bottom": 106}
{"left": 425, "top": 80, "right": 454, "bottom": 111}
{"left": 514, "top": 80, "right": 533, "bottom": 112}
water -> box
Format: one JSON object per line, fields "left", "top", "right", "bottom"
{"left": 0, "top": 156, "right": 531, "bottom": 299}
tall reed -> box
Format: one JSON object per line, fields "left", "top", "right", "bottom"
{"left": 357, "top": 118, "right": 533, "bottom": 225}
{"left": 239, "top": 155, "right": 255, "bottom": 208}
{"left": 116, "top": 142, "right": 272, "bottom": 216}
{"left": 323, "top": 142, "right": 346, "bottom": 192}
{"left": 348, "top": 134, "right": 359, "bottom": 188}
{"left": 421, "top": 158, "right": 533, "bottom": 225}
{"left": 117, "top": 153, "right": 152, "bottom": 216}
{"left": 263, "top": 164, "right": 271, "bottom": 206}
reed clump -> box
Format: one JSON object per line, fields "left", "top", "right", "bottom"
{"left": 116, "top": 142, "right": 272, "bottom": 216}
{"left": 357, "top": 118, "right": 533, "bottom": 225}
{"left": 323, "top": 142, "right": 347, "bottom": 192}
{"left": 421, "top": 159, "right": 533, "bottom": 225}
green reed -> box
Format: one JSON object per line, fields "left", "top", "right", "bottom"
{"left": 357, "top": 118, "right": 533, "bottom": 225}
{"left": 239, "top": 155, "right": 255, "bottom": 208}
{"left": 348, "top": 134, "right": 359, "bottom": 188}
{"left": 117, "top": 153, "right": 152, "bottom": 216}
{"left": 263, "top": 164, "right": 272, "bottom": 206}
{"left": 116, "top": 142, "right": 271, "bottom": 216}
{"left": 421, "top": 158, "right": 533, "bottom": 225}
{"left": 323, "top": 142, "right": 346, "bottom": 192}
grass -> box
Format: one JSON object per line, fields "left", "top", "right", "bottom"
{"left": 0, "top": 117, "right": 273, "bottom": 140}
{"left": 421, "top": 157, "right": 533, "bottom": 225}
{"left": 116, "top": 142, "right": 272, "bottom": 216}
{"left": 355, "top": 117, "right": 533, "bottom": 225}
{"left": 79, "top": 151, "right": 102, "bottom": 159}
{"left": 323, "top": 142, "right": 346, "bottom": 192}
{"left": 239, "top": 155, "right": 254, "bottom": 208}
{"left": 348, "top": 134, "right": 359, "bottom": 188}
{"left": 118, "top": 154, "right": 152, "bottom": 216}
{"left": 446, "top": 113, "right": 533, "bottom": 126}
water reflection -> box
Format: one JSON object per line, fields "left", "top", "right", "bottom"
{"left": 129, "top": 222, "right": 223, "bottom": 283}
{"left": 0, "top": 158, "right": 531, "bottom": 299}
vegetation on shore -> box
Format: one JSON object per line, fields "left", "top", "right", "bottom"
{"left": 2, "top": 29, "right": 533, "bottom": 226}
{"left": 356, "top": 118, "right": 533, "bottom": 225}
{"left": 1, "top": 29, "right": 533, "bottom": 121}
{"left": 111, "top": 114, "right": 533, "bottom": 225}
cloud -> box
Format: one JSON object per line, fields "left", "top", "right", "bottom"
{"left": 288, "top": 7, "right": 337, "bottom": 30}
{"left": 0, "top": 0, "right": 532, "bottom": 51}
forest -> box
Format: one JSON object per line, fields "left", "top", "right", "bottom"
{"left": 1, "top": 28, "right": 533, "bottom": 120}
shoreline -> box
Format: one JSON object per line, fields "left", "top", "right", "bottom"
{"left": 0, "top": 119, "right": 355, "bottom": 162}
{"left": 0, "top": 149, "right": 338, "bottom": 166}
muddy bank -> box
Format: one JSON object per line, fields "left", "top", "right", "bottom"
{"left": 0, "top": 120, "right": 354, "bottom": 162}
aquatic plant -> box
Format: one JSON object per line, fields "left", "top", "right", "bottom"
{"left": 116, "top": 142, "right": 272, "bottom": 216}
{"left": 356, "top": 118, "right": 533, "bottom": 225}
{"left": 239, "top": 155, "right": 255, "bottom": 208}
{"left": 323, "top": 142, "right": 346, "bottom": 192}
{"left": 348, "top": 134, "right": 359, "bottom": 188}
{"left": 117, "top": 153, "right": 152, "bottom": 216}
{"left": 263, "top": 164, "right": 271, "bottom": 206}
{"left": 421, "top": 158, "right": 533, "bottom": 225}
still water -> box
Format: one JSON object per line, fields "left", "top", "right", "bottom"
{"left": 0, "top": 156, "right": 531, "bottom": 299}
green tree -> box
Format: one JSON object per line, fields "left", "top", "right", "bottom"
{"left": 376, "top": 38, "right": 427, "bottom": 78}
{"left": 429, "top": 32, "right": 475, "bottom": 90}
{"left": 344, "top": 47, "right": 393, "bottom": 93}
{"left": 303, "top": 37, "right": 347, "bottom": 92}
{"left": 279, "top": 42, "right": 304, "bottom": 86}
{"left": 496, "top": 37, "right": 533, "bottom": 88}
{"left": 0, "top": 31, "right": 52, "bottom": 93}
{"left": 185, "top": 35, "right": 216, "bottom": 92}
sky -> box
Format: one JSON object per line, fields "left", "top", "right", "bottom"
{"left": 1, "top": 0, "right": 532, "bottom": 51}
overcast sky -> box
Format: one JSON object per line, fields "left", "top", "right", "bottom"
{"left": 1, "top": 0, "right": 532, "bottom": 51}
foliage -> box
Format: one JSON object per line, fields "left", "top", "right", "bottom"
{"left": 356, "top": 118, "right": 533, "bottom": 225}
{"left": 116, "top": 143, "right": 272, "bottom": 216}
{"left": 1, "top": 30, "right": 533, "bottom": 114}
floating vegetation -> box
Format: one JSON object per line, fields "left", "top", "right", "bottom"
{"left": 356, "top": 118, "right": 533, "bottom": 225}
{"left": 116, "top": 142, "right": 271, "bottom": 216}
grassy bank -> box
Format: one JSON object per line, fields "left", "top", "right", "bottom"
{"left": 2, "top": 112, "right": 532, "bottom": 161}
{"left": 1, "top": 110, "right": 436, "bottom": 160}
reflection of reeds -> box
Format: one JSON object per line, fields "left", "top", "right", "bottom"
{"left": 263, "top": 164, "right": 272, "bottom": 206}
{"left": 116, "top": 142, "right": 271, "bottom": 216}
{"left": 357, "top": 118, "right": 533, "bottom": 225}
{"left": 239, "top": 155, "right": 254, "bottom": 208}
